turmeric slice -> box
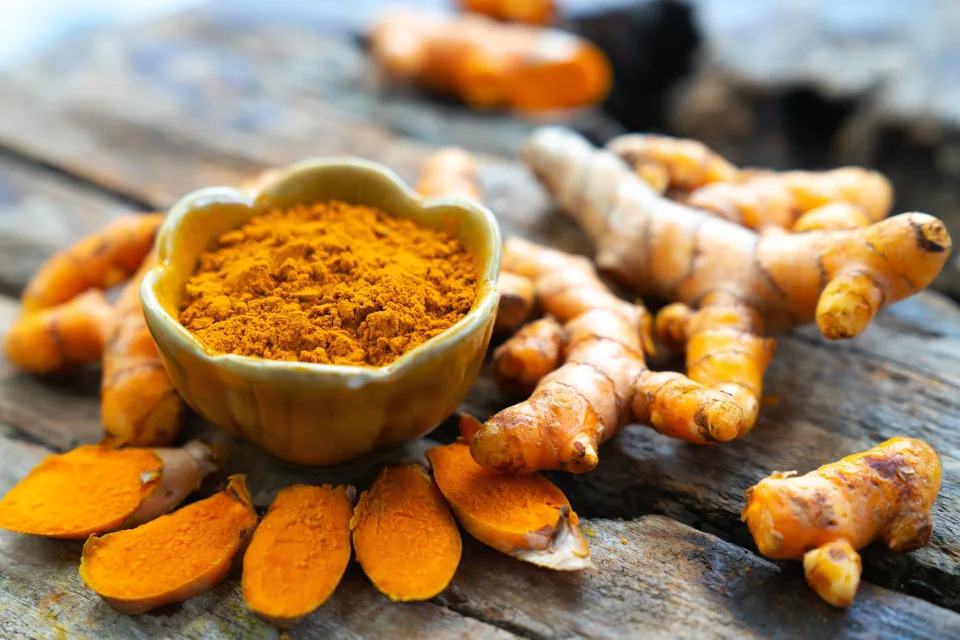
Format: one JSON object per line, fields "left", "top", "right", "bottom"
{"left": 0, "top": 440, "right": 216, "bottom": 540}
{"left": 4, "top": 290, "right": 114, "bottom": 374}
{"left": 243, "top": 485, "right": 354, "bottom": 627}
{"left": 459, "top": 0, "right": 556, "bottom": 25}
{"left": 742, "top": 437, "right": 941, "bottom": 607}
{"left": 427, "top": 437, "right": 591, "bottom": 570}
{"left": 492, "top": 315, "right": 562, "bottom": 394}
{"left": 80, "top": 475, "right": 259, "bottom": 614}
{"left": 102, "top": 252, "right": 182, "bottom": 446}
{"left": 351, "top": 465, "right": 461, "bottom": 601}
{"left": 21, "top": 213, "right": 164, "bottom": 312}
{"left": 371, "top": 11, "right": 611, "bottom": 112}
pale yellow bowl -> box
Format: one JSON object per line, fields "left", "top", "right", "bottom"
{"left": 141, "top": 158, "right": 501, "bottom": 466}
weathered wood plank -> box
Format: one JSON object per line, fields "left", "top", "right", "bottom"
{"left": 443, "top": 515, "right": 960, "bottom": 640}
{"left": 0, "top": 156, "right": 139, "bottom": 295}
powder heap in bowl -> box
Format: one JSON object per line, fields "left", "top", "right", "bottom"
{"left": 179, "top": 201, "right": 478, "bottom": 367}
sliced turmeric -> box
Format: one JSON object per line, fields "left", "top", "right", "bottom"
{"left": 371, "top": 11, "right": 611, "bottom": 112}
{"left": 242, "top": 485, "right": 353, "bottom": 626}
{"left": 427, "top": 437, "right": 591, "bottom": 570}
{"left": 0, "top": 440, "right": 216, "bottom": 540}
{"left": 351, "top": 465, "right": 461, "bottom": 601}
{"left": 470, "top": 237, "right": 743, "bottom": 474}
{"left": 101, "top": 252, "right": 182, "bottom": 446}
{"left": 742, "top": 438, "right": 941, "bottom": 607}
{"left": 80, "top": 475, "right": 259, "bottom": 614}
{"left": 21, "top": 213, "right": 164, "bottom": 312}
{"left": 492, "top": 315, "right": 562, "bottom": 394}
{"left": 459, "top": 0, "right": 556, "bottom": 25}
{"left": 3, "top": 290, "right": 114, "bottom": 374}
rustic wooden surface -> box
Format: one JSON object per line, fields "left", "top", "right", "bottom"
{"left": 0, "top": 5, "right": 959, "bottom": 639}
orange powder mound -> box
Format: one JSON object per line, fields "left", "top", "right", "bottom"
{"left": 0, "top": 446, "right": 162, "bottom": 539}
{"left": 178, "top": 201, "right": 477, "bottom": 367}
{"left": 242, "top": 485, "right": 354, "bottom": 625}
{"left": 351, "top": 465, "right": 462, "bottom": 601}
{"left": 427, "top": 441, "right": 578, "bottom": 553}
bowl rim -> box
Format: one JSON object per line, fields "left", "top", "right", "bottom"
{"left": 140, "top": 155, "right": 502, "bottom": 383}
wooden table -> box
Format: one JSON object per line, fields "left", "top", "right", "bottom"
{"left": 0, "top": 5, "right": 958, "bottom": 639}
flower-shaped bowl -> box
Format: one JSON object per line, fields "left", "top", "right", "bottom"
{"left": 141, "top": 158, "right": 501, "bottom": 466}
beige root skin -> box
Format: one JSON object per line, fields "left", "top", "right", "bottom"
{"left": 492, "top": 315, "right": 562, "bottom": 395}
{"left": 523, "top": 127, "right": 951, "bottom": 340}
{"left": 123, "top": 440, "right": 219, "bottom": 529}
{"left": 803, "top": 540, "right": 862, "bottom": 608}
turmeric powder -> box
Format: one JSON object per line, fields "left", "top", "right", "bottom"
{"left": 102, "top": 252, "right": 182, "bottom": 446}
{"left": 179, "top": 201, "right": 477, "bottom": 367}
{"left": 351, "top": 465, "right": 461, "bottom": 601}
{"left": 0, "top": 440, "right": 216, "bottom": 540}
{"left": 4, "top": 290, "right": 114, "bottom": 374}
{"left": 20, "top": 213, "right": 164, "bottom": 312}
{"left": 427, "top": 435, "right": 591, "bottom": 570}
{"left": 80, "top": 475, "right": 259, "bottom": 614}
{"left": 742, "top": 438, "right": 941, "bottom": 607}
{"left": 243, "top": 485, "right": 354, "bottom": 627}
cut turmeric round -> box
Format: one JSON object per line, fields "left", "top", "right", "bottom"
{"left": 351, "top": 465, "right": 462, "bottom": 601}
{"left": 0, "top": 441, "right": 215, "bottom": 540}
{"left": 80, "top": 475, "right": 258, "bottom": 614}
{"left": 427, "top": 439, "right": 591, "bottom": 570}
{"left": 242, "top": 484, "right": 354, "bottom": 627}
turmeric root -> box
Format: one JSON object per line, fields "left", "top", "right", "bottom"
{"left": 351, "top": 465, "right": 461, "bottom": 601}
{"left": 459, "top": 0, "right": 556, "bottom": 25}
{"left": 21, "top": 213, "right": 164, "bottom": 312}
{"left": 243, "top": 485, "right": 354, "bottom": 627}
{"left": 606, "top": 134, "right": 738, "bottom": 195}
{"left": 371, "top": 11, "right": 611, "bottom": 111}
{"left": 80, "top": 475, "right": 259, "bottom": 614}
{"left": 0, "top": 440, "right": 216, "bottom": 540}
{"left": 102, "top": 252, "right": 182, "bottom": 446}
{"left": 792, "top": 203, "right": 873, "bottom": 233}
{"left": 470, "top": 237, "right": 743, "bottom": 474}
{"left": 741, "top": 437, "right": 941, "bottom": 607}
{"left": 495, "top": 271, "right": 536, "bottom": 332}
{"left": 492, "top": 315, "right": 562, "bottom": 394}
{"left": 427, "top": 437, "right": 591, "bottom": 570}
{"left": 415, "top": 146, "right": 482, "bottom": 201}
{"left": 523, "top": 127, "right": 950, "bottom": 341}
{"left": 3, "top": 290, "right": 114, "bottom": 374}
{"left": 608, "top": 134, "right": 892, "bottom": 231}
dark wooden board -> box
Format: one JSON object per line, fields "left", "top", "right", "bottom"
{"left": 0, "top": 3, "right": 959, "bottom": 637}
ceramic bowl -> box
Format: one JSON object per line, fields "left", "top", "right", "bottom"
{"left": 141, "top": 158, "right": 501, "bottom": 466}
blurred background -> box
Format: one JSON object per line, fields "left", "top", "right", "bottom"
{"left": 3, "top": 0, "right": 958, "bottom": 297}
